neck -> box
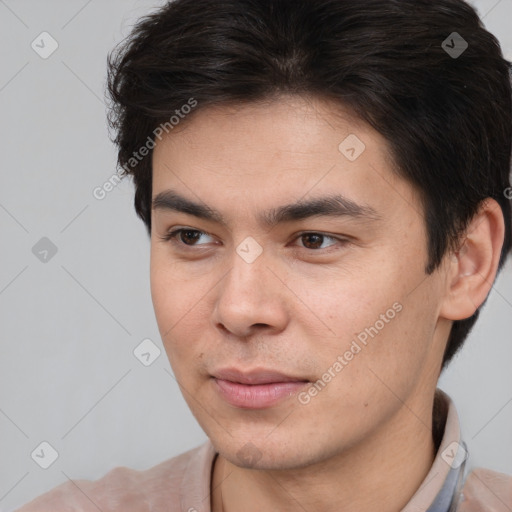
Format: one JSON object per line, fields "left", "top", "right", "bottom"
{"left": 211, "top": 392, "right": 438, "bottom": 512}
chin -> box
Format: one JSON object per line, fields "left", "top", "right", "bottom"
{"left": 210, "top": 428, "right": 336, "bottom": 471}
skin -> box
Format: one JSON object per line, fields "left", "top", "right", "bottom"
{"left": 149, "top": 94, "right": 504, "bottom": 512}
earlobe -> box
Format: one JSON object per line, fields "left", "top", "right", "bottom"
{"left": 440, "top": 198, "right": 505, "bottom": 321}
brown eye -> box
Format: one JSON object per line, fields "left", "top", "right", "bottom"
{"left": 297, "top": 233, "right": 338, "bottom": 250}
{"left": 300, "top": 233, "right": 323, "bottom": 249}
{"left": 161, "top": 228, "right": 214, "bottom": 246}
{"left": 179, "top": 229, "right": 202, "bottom": 245}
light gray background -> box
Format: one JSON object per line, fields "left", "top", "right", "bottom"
{"left": 0, "top": 0, "right": 511, "bottom": 510}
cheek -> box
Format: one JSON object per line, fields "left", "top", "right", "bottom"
{"left": 304, "top": 262, "right": 405, "bottom": 341}
{"left": 150, "top": 257, "right": 192, "bottom": 356}
{"left": 150, "top": 260, "right": 174, "bottom": 330}
{"left": 327, "top": 282, "right": 440, "bottom": 407}
{"left": 306, "top": 263, "right": 435, "bottom": 387}
{"left": 150, "top": 253, "right": 216, "bottom": 377}
{"left": 150, "top": 251, "right": 201, "bottom": 324}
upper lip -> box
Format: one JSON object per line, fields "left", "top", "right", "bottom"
{"left": 212, "top": 368, "right": 309, "bottom": 385}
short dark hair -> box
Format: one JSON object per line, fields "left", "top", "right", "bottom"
{"left": 106, "top": 0, "right": 512, "bottom": 368}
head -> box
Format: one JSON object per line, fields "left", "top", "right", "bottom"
{"left": 107, "top": 0, "right": 511, "bottom": 469}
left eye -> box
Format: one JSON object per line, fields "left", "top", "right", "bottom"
{"left": 296, "top": 232, "right": 338, "bottom": 250}
{"left": 161, "top": 229, "right": 342, "bottom": 250}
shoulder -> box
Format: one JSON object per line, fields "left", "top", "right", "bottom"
{"left": 458, "top": 467, "right": 512, "bottom": 511}
{"left": 14, "top": 442, "right": 212, "bottom": 512}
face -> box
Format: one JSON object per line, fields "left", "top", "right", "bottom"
{"left": 150, "top": 94, "right": 451, "bottom": 470}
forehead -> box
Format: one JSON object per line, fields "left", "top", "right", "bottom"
{"left": 159, "top": 94, "right": 373, "bottom": 143}
{"left": 150, "top": 94, "right": 420, "bottom": 226}
{"left": 153, "top": 94, "right": 389, "bottom": 176}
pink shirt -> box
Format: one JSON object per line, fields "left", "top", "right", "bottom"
{"left": 14, "top": 391, "right": 512, "bottom": 511}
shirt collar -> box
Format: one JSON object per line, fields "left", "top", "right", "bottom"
{"left": 402, "top": 389, "right": 467, "bottom": 512}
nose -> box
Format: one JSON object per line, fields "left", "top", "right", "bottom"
{"left": 212, "top": 246, "right": 289, "bottom": 340}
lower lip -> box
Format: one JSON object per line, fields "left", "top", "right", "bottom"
{"left": 213, "top": 378, "right": 308, "bottom": 409}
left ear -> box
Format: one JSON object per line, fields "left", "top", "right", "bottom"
{"left": 440, "top": 198, "right": 505, "bottom": 321}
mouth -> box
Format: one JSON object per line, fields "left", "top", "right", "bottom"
{"left": 211, "top": 368, "right": 310, "bottom": 409}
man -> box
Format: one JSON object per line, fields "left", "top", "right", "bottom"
{"left": 16, "top": 0, "right": 512, "bottom": 510}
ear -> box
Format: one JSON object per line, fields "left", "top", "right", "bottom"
{"left": 440, "top": 198, "right": 505, "bottom": 321}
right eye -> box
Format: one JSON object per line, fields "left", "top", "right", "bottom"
{"left": 160, "top": 228, "right": 216, "bottom": 247}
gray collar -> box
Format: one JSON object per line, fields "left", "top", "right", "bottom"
{"left": 402, "top": 390, "right": 467, "bottom": 511}
{"left": 426, "top": 441, "right": 467, "bottom": 512}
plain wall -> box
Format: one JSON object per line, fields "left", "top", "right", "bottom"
{"left": 0, "top": 0, "right": 511, "bottom": 510}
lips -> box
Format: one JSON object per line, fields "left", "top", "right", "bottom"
{"left": 211, "top": 368, "right": 309, "bottom": 409}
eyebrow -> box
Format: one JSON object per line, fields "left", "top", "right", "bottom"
{"left": 152, "top": 189, "right": 381, "bottom": 228}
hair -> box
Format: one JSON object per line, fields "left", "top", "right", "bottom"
{"left": 106, "top": 0, "right": 512, "bottom": 368}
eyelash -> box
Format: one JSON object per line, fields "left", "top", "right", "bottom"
{"left": 159, "top": 228, "right": 348, "bottom": 252}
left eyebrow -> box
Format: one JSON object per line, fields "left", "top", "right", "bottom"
{"left": 262, "top": 194, "right": 381, "bottom": 227}
{"left": 152, "top": 189, "right": 381, "bottom": 229}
